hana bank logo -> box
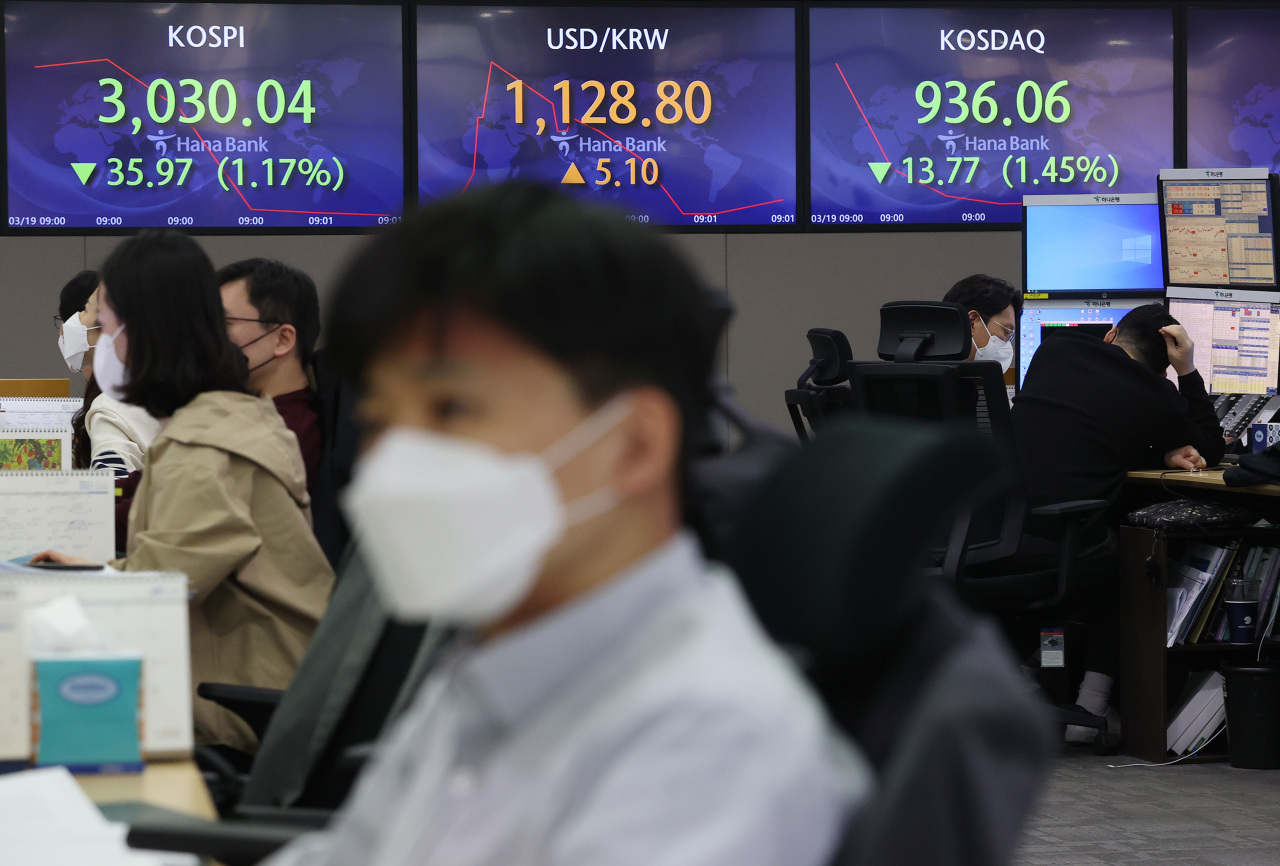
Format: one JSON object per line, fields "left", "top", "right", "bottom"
{"left": 59, "top": 673, "right": 120, "bottom": 705}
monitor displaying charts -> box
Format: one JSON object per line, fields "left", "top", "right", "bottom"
{"left": 416, "top": 5, "right": 798, "bottom": 228}
{"left": 1159, "top": 168, "right": 1279, "bottom": 288}
{"left": 1167, "top": 286, "right": 1280, "bottom": 396}
{"left": 4, "top": 1, "right": 406, "bottom": 231}
{"left": 1024, "top": 193, "right": 1164, "bottom": 294}
{"left": 1017, "top": 297, "right": 1162, "bottom": 388}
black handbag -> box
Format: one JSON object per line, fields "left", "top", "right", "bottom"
{"left": 1127, "top": 499, "right": 1260, "bottom": 530}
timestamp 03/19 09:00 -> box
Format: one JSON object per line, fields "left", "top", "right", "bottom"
{"left": 10, "top": 214, "right": 384, "bottom": 228}
{"left": 810, "top": 213, "right": 988, "bottom": 224}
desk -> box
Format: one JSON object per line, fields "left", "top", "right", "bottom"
{"left": 1126, "top": 468, "right": 1280, "bottom": 497}
{"left": 76, "top": 760, "right": 216, "bottom": 821}
{"left": 1118, "top": 471, "right": 1280, "bottom": 761}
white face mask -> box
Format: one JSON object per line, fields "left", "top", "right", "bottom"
{"left": 973, "top": 318, "right": 1015, "bottom": 373}
{"left": 58, "top": 312, "right": 100, "bottom": 373}
{"left": 93, "top": 325, "right": 130, "bottom": 402}
{"left": 341, "top": 396, "right": 633, "bottom": 625}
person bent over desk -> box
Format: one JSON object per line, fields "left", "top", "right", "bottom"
{"left": 1010, "top": 303, "right": 1225, "bottom": 737}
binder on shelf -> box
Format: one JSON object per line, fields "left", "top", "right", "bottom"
{"left": 1183, "top": 543, "right": 1240, "bottom": 645}
{"left": 1167, "top": 542, "right": 1233, "bottom": 647}
{"left": 0, "top": 470, "right": 113, "bottom": 563}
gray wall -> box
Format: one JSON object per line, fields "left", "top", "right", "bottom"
{"left": 0, "top": 230, "right": 1020, "bottom": 429}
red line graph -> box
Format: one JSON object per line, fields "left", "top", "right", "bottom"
{"left": 35, "top": 58, "right": 390, "bottom": 218}
{"left": 834, "top": 62, "right": 1019, "bottom": 208}
{"left": 462, "top": 61, "right": 785, "bottom": 218}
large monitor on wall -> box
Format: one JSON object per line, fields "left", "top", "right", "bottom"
{"left": 416, "top": 5, "right": 798, "bottom": 228}
{"left": 1016, "top": 297, "right": 1161, "bottom": 388}
{"left": 1158, "top": 168, "right": 1279, "bottom": 288}
{"left": 808, "top": 6, "right": 1174, "bottom": 229}
{"left": 1167, "top": 286, "right": 1280, "bottom": 396}
{"left": 1187, "top": 6, "right": 1280, "bottom": 173}
{"left": 4, "top": 1, "right": 406, "bottom": 231}
{"left": 1024, "top": 193, "right": 1164, "bottom": 294}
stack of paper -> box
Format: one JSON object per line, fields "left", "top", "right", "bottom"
{"left": 0, "top": 765, "right": 195, "bottom": 865}
{"left": 1167, "top": 671, "right": 1226, "bottom": 755}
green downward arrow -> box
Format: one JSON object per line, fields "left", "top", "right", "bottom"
{"left": 869, "top": 162, "right": 892, "bottom": 184}
{"left": 71, "top": 163, "right": 97, "bottom": 185}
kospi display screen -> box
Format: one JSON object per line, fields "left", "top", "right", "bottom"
{"left": 5, "top": 2, "right": 405, "bottom": 231}
{"left": 417, "top": 6, "right": 797, "bottom": 228}
{"left": 809, "top": 7, "right": 1174, "bottom": 228}
{"left": 1187, "top": 7, "right": 1280, "bottom": 172}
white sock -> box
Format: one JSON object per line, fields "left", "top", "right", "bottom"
{"left": 1075, "top": 671, "right": 1113, "bottom": 715}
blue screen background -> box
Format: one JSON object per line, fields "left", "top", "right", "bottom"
{"left": 1025, "top": 204, "right": 1165, "bottom": 293}
{"left": 417, "top": 5, "right": 797, "bottom": 227}
{"left": 5, "top": 2, "right": 405, "bottom": 229}
{"left": 810, "top": 7, "right": 1174, "bottom": 227}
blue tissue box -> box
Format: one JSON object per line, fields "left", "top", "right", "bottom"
{"left": 33, "top": 654, "right": 143, "bottom": 773}
{"left": 1250, "top": 423, "right": 1280, "bottom": 454}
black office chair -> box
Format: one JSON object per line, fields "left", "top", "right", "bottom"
{"left": 786, "top": 302, "right": 1118, "bottom": 751}
{"left": 725, "top": 417, "right": 1054, "bottom": 866}
{"left": 785, "top": 327, "right": 856, "bottom": 440}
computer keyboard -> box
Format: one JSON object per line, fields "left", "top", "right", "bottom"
{"left": 1216, "top": 394, "right": 1270, "bottom": 442}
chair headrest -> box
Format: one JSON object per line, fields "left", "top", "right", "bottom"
{"left": 877, "top": 301, "right": 972, "bottom": 362}
{"left": 805, "top": 328, "right": 853, "bottom": 386}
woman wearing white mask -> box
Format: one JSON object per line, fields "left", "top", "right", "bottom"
{"left": 943, "top": 273, "right": 1021, "bottom": 373}
{"left": 56, "top": 270, "right": 161, "bottom": 476}
{"left": 35, "top": 231, "right": 334, "bottom": 754}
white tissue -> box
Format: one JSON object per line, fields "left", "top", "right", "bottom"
{"left": 24, "top": 594, "right": 102, "bottom": 654}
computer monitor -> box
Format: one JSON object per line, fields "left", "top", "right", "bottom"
{"left": 1166, "top": 287, "right": 1280, "bottom": 396}
{"left": 1158, "top": 168, "right": 1280, "bottom": 288}
{"left": 1016, "top": 297, "right": 1163, "bottom": 388}
{"left": 1023, "top": 194, "right": 1164, "bottom": 295}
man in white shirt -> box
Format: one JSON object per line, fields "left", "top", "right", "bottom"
{"left": 263, "top": 183, "right": 870, "bottom": 866}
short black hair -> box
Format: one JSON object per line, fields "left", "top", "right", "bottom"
{"left": 327, "top": 182, "right": 722, "bottom": 476}
{"left": 943, "top": 274, "right": 1023, "bottom": 320}
{"left": 58, "top": 270, "right": 99, "bottom": 321}
{"left": 216, "top": 258, "right": 321, "bottom": 369}
{"left": 1115, "top": 303, "right": 1177, "bottom": 375}
{"left": 101, "top": 230, "right": 249, "bottom": 418}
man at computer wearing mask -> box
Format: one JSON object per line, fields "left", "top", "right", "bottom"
{"left": 261, "top": 183, "right": 868, "bottom": 866}
{"left": 943, "top": 273, "right": 1020, "bottom": 373}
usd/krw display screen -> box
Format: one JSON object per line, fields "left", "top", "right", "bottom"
{"left": 5, "top": 2, "right": 405, "bottom": 230}
{"left": 810, "top": 7, "right": 1174, "bottom": 228}
{"left": 417, "top": 6, "right": 797, "bottom": 228}
{"left": 1187, "top": 7, "right": 1280, "bottom": 172}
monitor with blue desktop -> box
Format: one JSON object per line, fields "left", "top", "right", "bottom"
{"left": 1024, "top": 194, "right": 1165, "bottom": 295}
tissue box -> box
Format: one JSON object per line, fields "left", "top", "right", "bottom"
{"left": 1250, "top": 423, "right": 1280, "bottom": 454}
{"left": 32, "top": 654, "right": 143, "bottom": 773}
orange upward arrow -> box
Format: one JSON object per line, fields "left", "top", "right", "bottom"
{"left": 561, "top": 163, "right": 586, "bottom": 185}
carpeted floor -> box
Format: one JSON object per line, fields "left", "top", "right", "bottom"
{"left": 1014, "top": 747, "right": 1280, "bottom": 865}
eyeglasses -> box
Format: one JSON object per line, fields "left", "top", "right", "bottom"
{"left": 986, "top": 319, "right": 1016, "bottom": 342}
{"left": 225, "top": 316, "right": 281, "bottom": 327}
{"left": 53, "top": 315, "right": 64, "bottom": 329}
